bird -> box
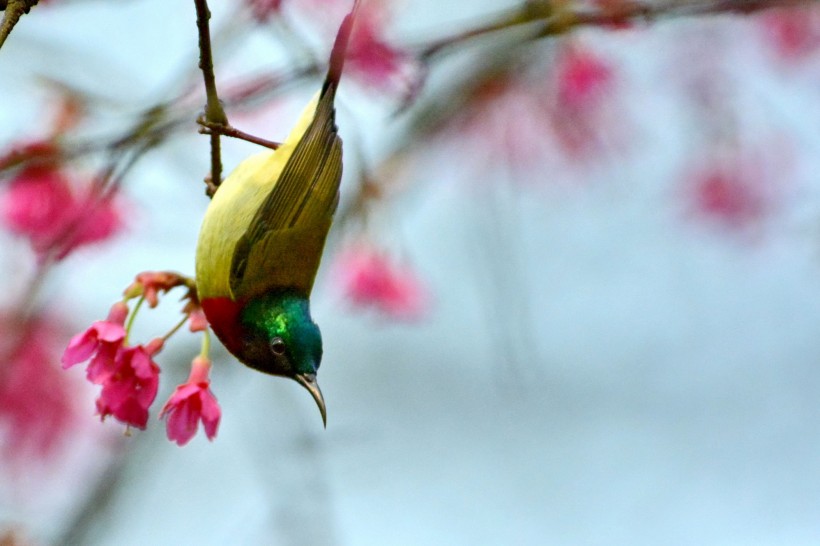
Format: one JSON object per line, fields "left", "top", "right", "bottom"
{"left": 194, "top": 1, "right": 359, "bottom": 427}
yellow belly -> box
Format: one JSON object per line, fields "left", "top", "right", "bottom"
{"left": 195, "top": 93, "right": 320, "bottom": 301}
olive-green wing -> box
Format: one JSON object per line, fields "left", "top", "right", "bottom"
{"left": 227, "top": 1, "right": 357, "bottom": 300}
{"left": 229, "top": 89, "right": 342, "bottom": 299}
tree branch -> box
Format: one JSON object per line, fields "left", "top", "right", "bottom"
{"left": 0, "top": 0, "right": 39, "bottom": 51}
{"left": 193, "top": 0, "right": 228, "bottom": 197}
{"left": 197, "top": 116, "right": 281, "bottom": 150}
{"left": 420, "top": 0, "right": 816, "bottom": 59}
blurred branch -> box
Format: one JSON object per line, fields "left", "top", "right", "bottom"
{"left": 55, "top": 443, "right": 132, "bottom": 546}
{"left": 2, "top": 0, "right": 815, "bottom": 197}
{"left": 342, "top": 0, "right": 819, "bottom": 219}
{"left": 421, "top": 0, "right": 816, "bottom": 59}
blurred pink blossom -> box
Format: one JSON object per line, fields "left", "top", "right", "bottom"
{"left": 684, "top": 145, "right": 789, "bottom": 232}
{"left": 0, "top": 314, "right": 82, "bottom": 461}
{"left": 296, "top": 0, "right": 416, "bottom": 92}
{"left": 555, "top": 44, "right": 613, "bottom": 110}
{"left": 548, "top": 42, "right": 617, "bottom": 158}
{"left": 244, "top": 0, "right": 283, "bottom": 22}
{"left": 65, "top": 192, "right": 121, "bottom": 255}
{"left": 2, "top": 166, "right": 72, "bottom": 250}
{"left": 160, "top": 356, "right": 221, "bottom": 446}
{"left": 690, "top": 168, "right": 765, "bottom": 229}
{"left": 345, "top": 2, "right": 416, "bottom": 91}
{"left": 0, "top": 161, "right": 122, "bottom": 261}
{"left": 444, "top": 41, "right": 620, "bottom": 181}
{"left": 448, "top": 75, "right": 555, "bottom": 174}
{"left": 334, "top": 243, "right": 428, "bottom": 320}
{"left": 760, "top": 5, "right": 820, "bottom": 60}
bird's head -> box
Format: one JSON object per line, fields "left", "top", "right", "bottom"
{"left": 236, "top": 290, "right": 326, "bottom": 425}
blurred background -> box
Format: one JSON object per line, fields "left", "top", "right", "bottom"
{"left": 2, "top": 0, "right": 820, "bottom": 544}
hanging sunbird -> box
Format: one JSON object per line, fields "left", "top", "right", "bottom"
{"left": 195, "top": 1, "right": 360, "bottom": 426}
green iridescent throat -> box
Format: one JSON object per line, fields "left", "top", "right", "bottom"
{"left": 239, "top": 291, "right": 323, "bottom": 377}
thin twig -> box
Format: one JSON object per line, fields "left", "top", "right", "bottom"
{"left": 197, "top": 117, "right": 281, "bottom": 150}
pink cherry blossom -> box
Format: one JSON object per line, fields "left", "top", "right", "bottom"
{"left": 334, "top": 243, "right": 428, "bottom": 320}
{"left": 161, "top": 356, "right": 221, "bottom": 446}
{"left": 0, "top": 164, "right": 122, "bottom": 261}
{"left": 62, "top": 302, "right": 128, "bottom": 376}
{"left": 63, "top": 304, "right": 163, "bottom": 430}
{"left": 95, "top": 339, "right": 163, "bottom": 430}
{"left": 63, "top": 304, "right": 128, "bottom": 381}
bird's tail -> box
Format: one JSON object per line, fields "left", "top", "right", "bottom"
{"left": 321, "top": 0, "right": 361, "bottom": 97}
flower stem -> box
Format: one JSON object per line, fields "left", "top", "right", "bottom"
{"left": 161, "top": 314, "right": 189, "bottom": 342}
{"left": 200, "top": 328, "right": 211, "bottom": 359}
{"left": 123, "top": 296, "right": 144, "bottom": 344}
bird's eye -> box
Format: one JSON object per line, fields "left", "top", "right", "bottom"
{"left": 270, "top": 337, "right": 287, "bottom": 356}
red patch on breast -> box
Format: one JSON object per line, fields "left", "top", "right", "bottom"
{"left": 201, "top": 297, "right": 245, "bottom": 356}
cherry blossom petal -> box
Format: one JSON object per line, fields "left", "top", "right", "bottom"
{"left": 161, "top": 357, "right": 221, "bottom": 446}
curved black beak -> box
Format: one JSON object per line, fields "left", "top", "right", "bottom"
{"left": 295, "top": 372, "right": 327, "bottom": 428}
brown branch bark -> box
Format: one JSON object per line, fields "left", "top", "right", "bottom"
{"left": 0, "top": 0, "right": 40, "bottom": 50}
{"left": 193, "top": 0, "right": 228, "bottom": 197}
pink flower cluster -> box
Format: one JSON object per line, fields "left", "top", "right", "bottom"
{"left": 62, "top": 297, "right": 220, "bottom": 446}
{"left": 62, "top": 302, "right": 159, "bottom": 429}
{"left": 0, "top": 142, "right": 121, "bottom": 261}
